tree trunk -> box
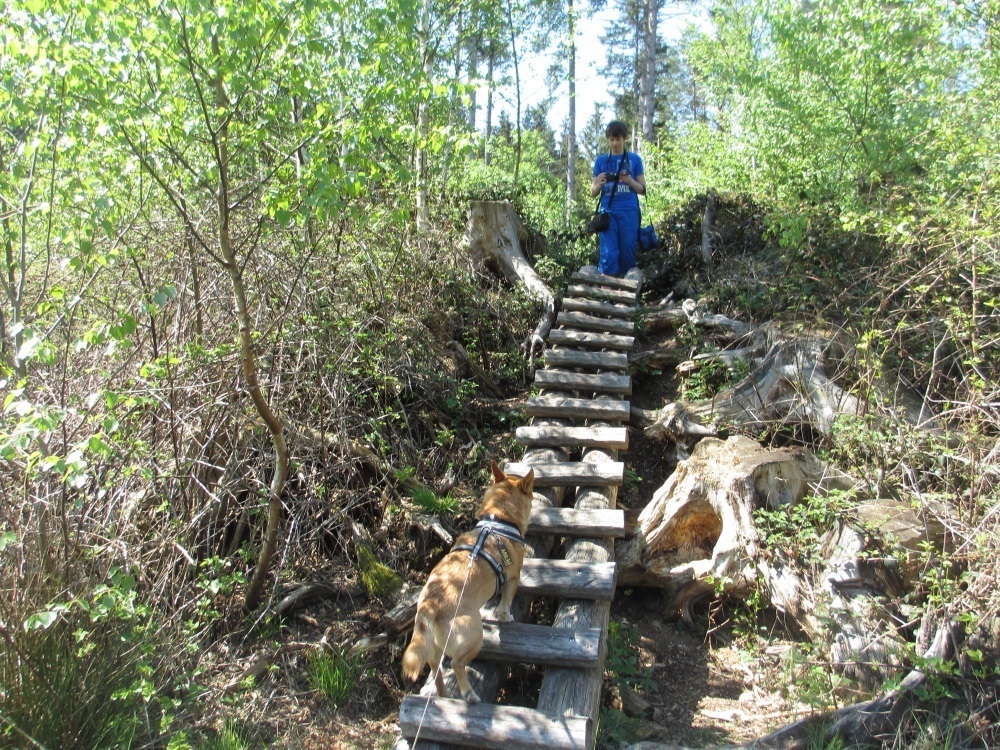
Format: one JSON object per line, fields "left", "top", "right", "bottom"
{"left": 463, "top": 201, "right": 555, "bottom": 359}
{"left": 210, "top": 34, "right": 289, "bottom": 612}
{"left": 415, "top": 0, "right": 434, "bottom": 232}
{"left": 566, "top": 0, "right": 577, "bottom": 220}
{"left": 485, "top": 45, "right": 495, "bottom": 163}
{"left": 616, "top": 435, "right": 855, "bottom": 622}
{"left": 639, "top": 0, "right": 657, "bottom": 144}
{"left": 505, "top": 0, "right": 523, "bottom": 188}
{"left": 701, "top": 190, "right": 716, "bottom": 269}
{"left": 467, "top": 40, "right": 479, "bottom": 131}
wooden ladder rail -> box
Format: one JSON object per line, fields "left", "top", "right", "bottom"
{"left": 397, "top": 268, "right": 641, "bottom": 750}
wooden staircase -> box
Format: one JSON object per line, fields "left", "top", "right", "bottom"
{"left": 397, "top": 268, "right": 641, "bottom": 750}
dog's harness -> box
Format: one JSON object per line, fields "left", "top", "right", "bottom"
{"left": 452, "top": 514, "right": 525, "bottom": 597}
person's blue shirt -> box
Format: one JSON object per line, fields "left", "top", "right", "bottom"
{"left": 592, "top": 150, "right": 644, "bottom": 276}
{"left": 593, "top": 152, "right": 644, "bottom": 214}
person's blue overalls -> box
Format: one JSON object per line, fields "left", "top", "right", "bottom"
{"left": 593, "top": 150, "right": 644, "bottom": 277}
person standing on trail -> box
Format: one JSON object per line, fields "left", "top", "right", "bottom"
{"left": 591, "top": 120, "right": 646, "bottom": 277}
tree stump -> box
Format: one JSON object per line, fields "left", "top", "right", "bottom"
{"left": 462, "top": 200, "right": 555, "bottom": 358}
{"left": 617, "top": 435, "right": 854, "bottom": 623}
{"left": 644, "top": 336, "right": 861, "bottom": 444}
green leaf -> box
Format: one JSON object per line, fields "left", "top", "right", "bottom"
{"left": 0, "top": 531, "right": 16, "bottom": 553}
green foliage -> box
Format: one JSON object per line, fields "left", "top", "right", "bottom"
{"left": 407, "top": 484, "right": 459, "bottom": 515}
{"left": 596, "top": 706, "right": 643, "bottom": 749}
{"left": 453, "top": 130, "right": 568, "bottom": 233}
{"left": 755, "top": 491, "right": 855, "bottom": 569}
{"left": 0, "top": 608, "right": 152, "bottom": 749}
{"left": 681, "top": 358, "right": 737, "bottom": 401}
{"left": 199, "top": 720, "right": 254, "bottom": 750}
{"left": 597, "top": 621, "right": 654, "bottom": 748}
{"left": 605, "top": 620, "right": 654, "bottom": 694}
{"left": 782, "top": 643, "right": 845, "bottom": 713}
{"left": 307, "top": 648, "right": 362, "bottom": 709}
{"left": 355, "top": 543, "right": 403, "bottom": 603}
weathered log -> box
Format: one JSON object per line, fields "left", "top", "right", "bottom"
{"left": 645, "top": 336, "right": 862, "bottom": 443}
{"left": 617, "top": 435, "right": 856, "bottom": 623}
{"left": 759, "top": 497, "right": 951, "bottom": 686}
{"left": 462, "top": 200, "right": 555, "bottom": 360}
{"left": 740, "top": 614, "right": 960, "bottom": 749}
{"left": 642, "top": 299, "right": 756, "bottom": 339}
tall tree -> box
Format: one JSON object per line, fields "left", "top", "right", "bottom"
{"left": 639, "top": 0, "right": 659, "bottom": 144}
{"left": 566, "top": 0, "right": 579, "bottom": 218}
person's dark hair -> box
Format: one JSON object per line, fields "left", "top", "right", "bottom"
{"left": 605, "top": 120, "right": 629, "bottom": 139}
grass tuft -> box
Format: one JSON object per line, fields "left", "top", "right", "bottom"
{"left": 407, "top": 484, "right": 460, "bottom": 514}
{"left": 307, "top": 648, "right": 362, "bottom": 709}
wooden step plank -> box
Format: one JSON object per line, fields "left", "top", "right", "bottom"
{"left": 534, "top": 370, "right": 631, "bottom": 396}
{"left": 519, "top": 559, "right": 617, "bottom": 600}
{"left": 523, "top": 395, "right": 630, "bottom": 421}
{"left": 571, "top": 268, "right": 640, "bottom": 292}
{"left": 557, "top": 311, "right": 634, "bottom": 335}
{"left": 480, "top": 622, "right": 601, "bottom": 667}
{"left": 543, "top": 350, "right": 628, "bottom": 371}
{"left": 561, "top": 297, "right": 637, "bottom": 320}
{"left": 505, "top": 460, "right": 625, "bottom": 487}
{"left": 566, "top": 284, "right": 637, "bottom": 305}
{"left": 400, "top": 696, "right": 593, "bottom": 750}
{"left": 516, "top": 425, "right": 628, "bottom": 450}
{"left": 548, "top": 328, "right": 634, "bottom": 351}
{"left": 526, "top": 506, "right": 626, "bottom": 538}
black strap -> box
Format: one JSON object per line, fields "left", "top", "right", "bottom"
{"left": 593, "top": 151, "right": 629, "bottom": 218}
{"left": 452, "top": 517, "right": 525, "bottom": 598}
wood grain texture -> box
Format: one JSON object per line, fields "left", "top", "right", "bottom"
{"left": 400, "top": 696, "right": 592, "bottom": 750}
{"left": 534, "top": 370, "right": 632, "bottom": 395}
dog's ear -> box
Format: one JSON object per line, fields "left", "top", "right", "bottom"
{"left": 518, "top": 468, "right": 535, "bottom": 495}
{"left": 490, "top": 461, "right": 506, "bottom": 484}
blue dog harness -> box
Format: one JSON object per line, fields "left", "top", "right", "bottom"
{"left": 452, "top": 514, "right": 525, "bottom": 597}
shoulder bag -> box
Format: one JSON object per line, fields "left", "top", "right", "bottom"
{"left": 586, "top": 152, "right": 626, "bottom": 234}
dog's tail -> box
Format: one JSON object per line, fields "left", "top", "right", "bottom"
{"left": 402, "top": 611, "right": 434, "bottom": 681}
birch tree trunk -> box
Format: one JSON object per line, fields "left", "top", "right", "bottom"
{"left": 415, "top": 0, "right": 434, "bottom": 232}
{"left": 566, "top": 0, "right": 577, "bottom": 220}
{"left": 485, "top": 44, "right": 495, "bottom": 164}
{"left": 505, "top": 0, "right": 523, "bottom": 187}
{"left": 640, "top": 0, "right": 658, "bottom": 143}
{"left": 467, "top": 40, "right": 479, "bottom": 132}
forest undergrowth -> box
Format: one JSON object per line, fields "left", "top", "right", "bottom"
{"left": 2, "top": 188, "right": 997, "bottom": 749}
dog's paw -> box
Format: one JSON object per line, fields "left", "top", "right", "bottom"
{"left": 462, "top": 688, "right": 481, "bottom": 704}
{"left": 494, "top": 607, "right": 514, "bottom": 623}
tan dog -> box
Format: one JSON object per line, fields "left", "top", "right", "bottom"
{"left": 401, "top": 462, "right": 535, "bottom": 703}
